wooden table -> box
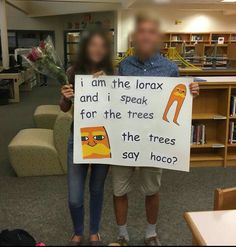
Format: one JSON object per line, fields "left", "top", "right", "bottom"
{"left": 184, "top": 210, "right": 236, "bottom": 246}
{"left": 0, "top": 68, "right": 37, "bottom": 103}
{"left": 0, "top": 71, "right": 23, "bottom": 103}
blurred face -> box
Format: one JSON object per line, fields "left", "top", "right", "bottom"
{"left": 134, "top": 20, "right": 161, "bottom": 58}
{"left": 87, "top": 34, "right": 108, "bottom": 64}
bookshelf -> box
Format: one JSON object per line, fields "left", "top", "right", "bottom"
{"left": 191, "top": 81, "right": 236, "bottom": 167}
{"left": 161, "top": 32, "right": 236, "bottom": 49}
{"left": 129, "top": 32, "right": 236, "bottom": 71}
{"left": 161, "top": 32, "right": 236, "bottom": 68}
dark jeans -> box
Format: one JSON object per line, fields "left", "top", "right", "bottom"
{"left": 67, "top": 135, "right": 109, "bottom": 235}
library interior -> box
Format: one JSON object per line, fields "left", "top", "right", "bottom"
{"left": 1, "top": 0, "right": 236, "bottom": 246}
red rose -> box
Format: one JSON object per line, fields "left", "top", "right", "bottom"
{"left": 27, "top": 47, "right": 42, "bottom": 62}
{"left": 27, "top": 53, "right": 36, "bottom": 62}
{"left": 39, "top": 41, "right": 46, "bottom": 50}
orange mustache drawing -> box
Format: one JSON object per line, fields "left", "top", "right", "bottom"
{"left": 163, "top": 84, "right": 187, "bottom": 126}
{"left": 81, "top": 126, "right": 111, "bottom": 159}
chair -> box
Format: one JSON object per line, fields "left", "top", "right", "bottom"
{"left": 214, "top": 187, "right": 236, "bottom": 210}
{"left": 34, "top": 105, "right": 61, "bottom": 129}
{"left": 8, "top": 111, "right": 72, "bottom": 177}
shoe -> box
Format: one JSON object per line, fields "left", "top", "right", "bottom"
{"left": 144, "top": 235, "right": 161, "bottom": 246}
{"left": 113, "top": 236, "right": 129, "bottom": 246}
{"left": 69, "top": 235, "right": 83, "bottom": 246}
{"left": 89, "top": 233, "right": 104, "bottom": 246}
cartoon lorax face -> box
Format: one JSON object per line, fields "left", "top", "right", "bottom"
{"left": 80, "top": 126, "right": 111, "bottom": 159}
{"left": 173, "top": 84, "right": 187, "bottom": 98}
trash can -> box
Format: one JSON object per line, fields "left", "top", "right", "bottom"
{"left": 0, "top": 79, "right": 11, "bottom": 105}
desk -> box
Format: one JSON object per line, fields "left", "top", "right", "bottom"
{"left": 184, "top": 210, "right": 236, "bottom": 246}
{"left": 0, "top": 68, "right": 37, "bottom": 103}
{"left": 0, "top": 72, "right": 23, "bottom": 103}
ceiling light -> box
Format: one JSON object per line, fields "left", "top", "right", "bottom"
{"left": 221, "top": 0, "right": 236, "bottom": 2}
{"left": 154, "top": 0, "right": 171, "bottom": 3}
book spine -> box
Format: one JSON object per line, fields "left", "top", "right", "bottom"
{"left": 196, "top": 125, "right": 201, "bottom": 145}
{"left": 230, "top": 122, "right": 234, "bottom": 144}
{"left": 193, "top": 124, "right": 197, "bottom": 144}
{"left": 230, "top": 96, "right": 234, "bottom": 116}
{"left": 201, "top": 124, "right": 206, "bottom": 145}
{"left": 233, "top": 122, "right": 236, "bottom": 143}
{"left": 191, "top": 125, "right": 194, "bottom": 144}
{"left": 234, "top": 97, "right": 236, "bottom": 116}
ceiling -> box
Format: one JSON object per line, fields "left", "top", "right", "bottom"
{"left": 6, "top": 0, "right": 236, "bottom": 17}
{"left": 152, "top": 0, "right": 231, "bottom": 3}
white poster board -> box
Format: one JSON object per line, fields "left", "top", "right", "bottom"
{"left": 74, "top": 76, "right": 193, "bottom": 172}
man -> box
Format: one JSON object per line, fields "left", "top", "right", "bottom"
{"left": 112, "top": 13, "right": 199, "bottom": 246}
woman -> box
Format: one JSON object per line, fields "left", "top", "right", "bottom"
{"left": 60, "top": 30, "right": 114, "bottom": 246}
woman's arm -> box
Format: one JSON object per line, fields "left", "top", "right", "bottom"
{"left": 59, "top": 70, "right": 106, "bottom": 112}
{"left": 60, "top": 96, "right": 72, "bottom": 112}
{"left": 60, "top": 84, "right": 74, "bottom": 112}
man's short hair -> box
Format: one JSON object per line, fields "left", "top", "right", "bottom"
{"left": 135, "top": 12, "right": 160, "bottom": 27}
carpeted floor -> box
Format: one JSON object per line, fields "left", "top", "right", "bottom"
{"left": 1, "top": 81, "right": 236, "bottom": 246}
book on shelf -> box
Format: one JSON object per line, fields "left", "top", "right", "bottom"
{"left": 212, "top": 144, "right": 225, "bottom": 148}
{"left": 191, "top": 35, "right": 203, "bottom": 42}
{"left": 230, "top": 95, "right": 236, "bottom": 116}
{"left": 193, "top": 77, "right": 207, "bottom": 82}
{"left": 218, "top": 37, "right": 225, "bottom": 45}
{"left": 171, "top": 35, "right": 182, "bottom": 42}
{"left": 212, "top": 34, "right": 224, "bottom": 43}
{"left": 231, "top": 36, "right": 236, "bottom": 42}
{"left": 191, "top": 124, "right": 206, "bottom": 145}
{"left": 229, "top": 121, "right": 236, "bottom": 144}
{"left": 213, "top": 115, "right": 227, "bottom": 120}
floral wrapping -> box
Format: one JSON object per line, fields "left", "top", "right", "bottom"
{"left": 23, "top": 36, "right": 68, "bottom": 85}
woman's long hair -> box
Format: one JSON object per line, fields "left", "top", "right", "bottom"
{"left": 68, "top": 29, "right": 114, "bottom": 83}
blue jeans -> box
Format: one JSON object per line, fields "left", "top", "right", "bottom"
{"left": 67, "top": 135, "right": 109, "bottom": 235}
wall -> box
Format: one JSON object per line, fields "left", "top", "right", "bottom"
{"left": 61, "top": 11, "right": 115, "bottom": 30}
{"left": 62, "top": 11, "right": 117, "bottom": 58}
{"left": 2, "top": 5, "right": 115, "bottom": 62}
{"left": 5, "top": 5, "right": 64, "bottom": 59}
{"left": 3, "top": 4, "right": 236, "bottom": 57}
{"left": 117, "top": 8, "right": 236, "bottom": 52}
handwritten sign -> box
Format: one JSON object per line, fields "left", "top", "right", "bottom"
{"left": 74, "top": 76, "right": 193, "bottom": 172}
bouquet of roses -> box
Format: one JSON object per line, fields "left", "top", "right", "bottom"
{"left": 23, "top": 36, "right": 68, "bottom": 85}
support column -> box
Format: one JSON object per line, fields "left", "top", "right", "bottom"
{"left": 0, "top": 0, "right": 9, "bottom": 69}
